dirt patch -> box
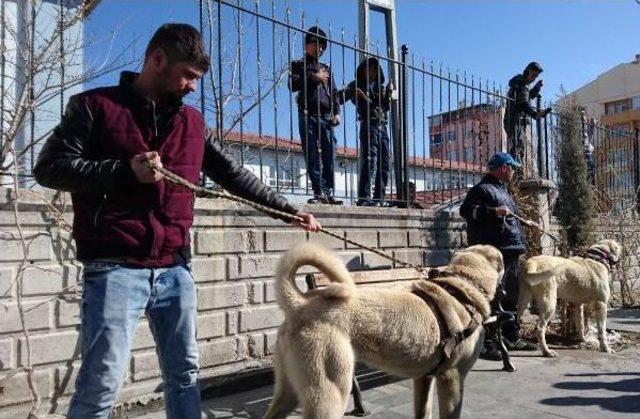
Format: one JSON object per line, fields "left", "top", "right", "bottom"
{"left": 520, "top": 321, "right": 640, "bottom": 353}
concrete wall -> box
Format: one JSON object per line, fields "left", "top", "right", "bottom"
{"left": 0, "top": 188, "right": 466, "bottom": 415}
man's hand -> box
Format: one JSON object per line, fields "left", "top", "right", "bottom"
{"left": 130, "top": 151, "right": 163, "bottom": 183}
{"left": 535, "top": 108, "right": 551, "bottom": 119}
{"left": 534, "top": 79, "right": 544, "bottom": 90}
{"left": 293, "top": 212, "right": 321, "bottom": 232}
{"left": 332, "top": 114, "right": 341, "bottom": 127}
{"left": 312, "top": 68, "right": 330, "bottom": 84}
{"left": 355, "top": 88, "right": 368, "bottom": 101}
{"left": 494, "top": 205, "right": 511, "bottom": 217}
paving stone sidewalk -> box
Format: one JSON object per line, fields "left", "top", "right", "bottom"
{"left": 134, "top": 309, "right": 640, "bottom": 419}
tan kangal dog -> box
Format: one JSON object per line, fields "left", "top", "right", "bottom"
{"left": 518, "top": 239, "right": 622, "bottom": 357}
{"left": 263, "top": 243, "right": 504, "bottom": 419}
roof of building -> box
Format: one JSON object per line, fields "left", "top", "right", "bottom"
{"left": 223, "top": 131, "right": 484, "bottom": 172}
{"left": 428, "top": 103, "right": 503, "bottom": 122}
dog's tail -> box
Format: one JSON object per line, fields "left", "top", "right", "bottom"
{"left": 276, "top": 242, "right": 355, "bottom": 314}
{"left": 522, "top": 256, "right": 566, "bottom": 286}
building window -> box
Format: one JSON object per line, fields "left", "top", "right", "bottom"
{"left": 432, "top": 133, "right": 443, "bottom": 145}
{"left": 605, "top": 99, "right": 631, "bottom": 115}
{"left": 268, "top": 162, "right": 300, "bottom": 189}
{"left": 447, "top": 131, "right": 456, "bottom": 142}
{"left": 632, "top": 95, "right": 640, "bottom": 110}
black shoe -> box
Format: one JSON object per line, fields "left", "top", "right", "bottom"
{"left": 307, "top": 195, "right": 329, "bottom": 204}
{"left": 356, "top": 199, "right": 377, "bottom": 207}
{"left": 479, "top": 343, "right": 503, "bottom": 361}
{"left": 326, "top": 196, "right": 343, "bottom": 205}
{"left": 504, "top": 337, "right": 537, "bottom": 351}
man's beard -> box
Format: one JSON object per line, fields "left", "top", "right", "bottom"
{"left": 156, "top": 70, "right": 186, "bottom": 104}
{"left": 163, "top": 89, "right": 186, "bottom": 104}
{"left": 158, "top": 84, "right": 186, "bottom": 104}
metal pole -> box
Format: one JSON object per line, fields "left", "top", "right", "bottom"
{"left": 536, "top": 96, "right": 544, "bottom": 178}
{"left": 544, "top": 103, "right": 549, "bottom": 179}
{"left": 400, "top": 44, "right": 409, "bottom": 206}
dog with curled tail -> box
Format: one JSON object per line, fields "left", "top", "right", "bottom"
{"left": 263, "top": 243, "right": 504, "bottom": 419}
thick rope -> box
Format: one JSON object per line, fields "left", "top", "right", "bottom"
{"left": 144, "top": 161, "right": 555, "bottom": 270}
{"left": 144, "top": 160, "right": 424, "bottom": 271}
{"left": 509, "top": 212, "right": 562, "bottom": 242}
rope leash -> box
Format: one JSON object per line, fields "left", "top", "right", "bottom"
{"left": 509, "top": 212, "right": 562, "bottom": 242}
{"left": 144, "top": 161, "right": 557, "bottom": 269}
{"left": 144, "top": 160, "right": 424, "bottom": 272}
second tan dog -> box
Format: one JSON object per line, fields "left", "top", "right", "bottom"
{"left": 518, "top": 239, "right": 622, "bottom": 357}
{"left": 263, "top": 243, "right": 504, "bottom": 419}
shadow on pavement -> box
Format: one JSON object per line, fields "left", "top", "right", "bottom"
{"left": 540, "top": 372, "right": 640, "bottom": 414}
{"left": 199, "top": 365, "right": 404, "bottom": 418}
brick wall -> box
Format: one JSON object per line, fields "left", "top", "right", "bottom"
{"left": 0, "top": 189, "right": 465, "bottom": 415}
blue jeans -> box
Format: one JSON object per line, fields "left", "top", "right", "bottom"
{"left": 67, "top": 262, "right": 201, "bottom": 419}
{"left": 298, "top": 113, "right": 337, "bottom": 196}
{"left": 358, "top": 122, "right": 390, "bottom": 201}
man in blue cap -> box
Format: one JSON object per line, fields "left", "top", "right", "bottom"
{"left": 460, "top": 152, "right": 537, "bottom": 359}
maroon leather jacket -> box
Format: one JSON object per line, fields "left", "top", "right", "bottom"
{"left": 34, "top": 72, "right": 297, "bottom": 267}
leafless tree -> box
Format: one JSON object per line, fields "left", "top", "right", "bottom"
{"left": 0, "top": 0, "right": 134, "bottom": 188}
{"left": 0, "top": 1, "right": 134, "bottom": 416}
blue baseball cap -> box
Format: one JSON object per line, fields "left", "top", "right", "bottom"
{"left": 488, "top": 152, "right": 521, "bottom": 169}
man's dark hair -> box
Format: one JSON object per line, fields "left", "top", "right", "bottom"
{"left": 145, "top": 23, "right": 210, "bottom": 73}
{"left": 305, "top": 26, "right": 327, "bottom": 49}
{"left": 524, "top": 61, "right": 543, "bottom": 75}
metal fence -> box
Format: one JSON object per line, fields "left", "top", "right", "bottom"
{"left": 208, "top": 0, "right": 640, "bottom": 211}
{"left": 207, "top": 0, "right": 509, "bottom": 208}
{"left": 2, "top": 0, "right": 639, "bottom": 212}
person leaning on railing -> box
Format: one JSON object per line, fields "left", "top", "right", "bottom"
{"left": 504, "top": 61, "right": 551, "bottom": 172}
{"left": 33, "top": 23, "right": 320, "bottom": 419}
{"left": 338, "top": 57, "right": 393, "bottom": 207}
{"left": 289, "top": 26, "right": 343, "bottom": 205}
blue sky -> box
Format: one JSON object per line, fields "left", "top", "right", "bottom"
{"left": 84, "top": 0, "right": 640, "bottom": 151}
{"left": 85, "top": 0, "right": 640, "bottom": 98}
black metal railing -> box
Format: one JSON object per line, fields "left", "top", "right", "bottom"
{"left": 207, "top": 0, "right": 640, "bottom": 211}
{"left": 3, "top": 0, "right": 637, "bottom": 213}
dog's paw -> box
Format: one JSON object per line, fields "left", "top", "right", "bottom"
{"left": 543, "top": 350, "right": 558, "bottom": 358}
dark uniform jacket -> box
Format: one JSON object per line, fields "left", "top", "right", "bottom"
{"left": 503, "top": 74, "right": 541, "bottom": 135}
{"left": 338, "top": 57, "right": 391, "bottom": 124}
{"left": 459, "top": 174, "right": 525, "bottom": 252}
{"left": 290, "top": 54, "right": 340, "bottom": 118}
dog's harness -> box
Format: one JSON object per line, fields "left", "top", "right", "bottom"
{"left": 411, "top": 269, "right": 492, "bottom": 377}
{"left": 580, "top": 248, "right": 617, "bottom": 271}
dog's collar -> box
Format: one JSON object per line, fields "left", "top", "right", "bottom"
{"left": 424, "top": 268, "right": 492, "bottom": 302}
{"left": 580, "top": 247, "right": 616, "bottom": 271}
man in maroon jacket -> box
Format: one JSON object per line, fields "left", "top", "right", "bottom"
{"left": 34, "top": 24, "right": 319, "bottom": 418}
